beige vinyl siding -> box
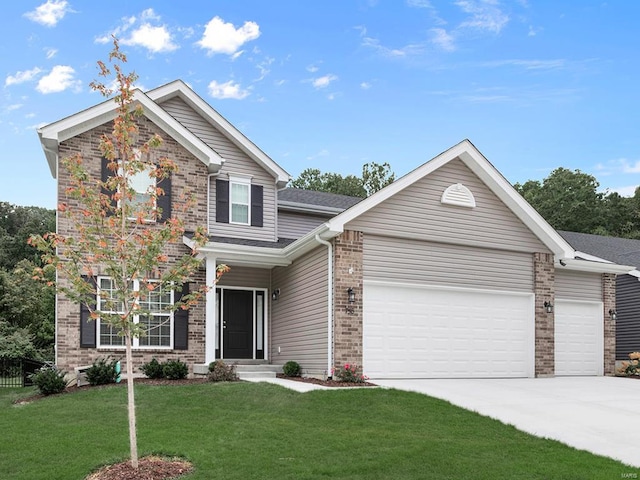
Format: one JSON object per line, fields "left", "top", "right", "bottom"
{"left": 347, "top": 158, "right": 549, "bottom": 254}
{"left": 271, "top": 246, "right": 328, "bottom": 376}
{"left": 278, "top": 211, "right": 329, "bottom": 239}
{"left": 556, "top": 270, "right": 602, "bottom": 301}
{"left": 159, "top": 96, "right": 277, "bottom": 242}
{"left": 364, "top": 234, "right": 534, "bottom": 293}
{"left": 217, "top": 266, "right": 271, "bottom": 289}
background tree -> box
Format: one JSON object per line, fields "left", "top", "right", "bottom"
{"left": 290, "top": 161, "right": 395, "bottom": 198}
{"left": 30, "top": 40, "right": 225, "bottom": 470}
{"left": 514, "top": 167, "right": 640, "bottom": 238}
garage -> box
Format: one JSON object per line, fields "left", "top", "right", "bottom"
{"left": 554, "top": 299, "right": 603, "bottom": 376}
{"left": 363, "top": 282, "right": 535, "bottom": 379}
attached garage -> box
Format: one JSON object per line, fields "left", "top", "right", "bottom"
{"left": 363, "top": 281, "right": 535, "bottom": 379}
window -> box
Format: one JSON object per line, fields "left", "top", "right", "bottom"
{"left": 128, "top": 164, "right": 155, "bottom": 213}
{"left": 215, "top": 178, "right": 263, "bottom": 227}
{"left": 97, "top": 277, "right": 173, "bottom": 349}
{"left": 230, "top": 177, "right": 250, "bottom": 224}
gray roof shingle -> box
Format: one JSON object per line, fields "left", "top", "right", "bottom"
{"left": 278, "top": 188, "right": 363, "bottom": 210}
{"left": 559, "top": 230, "right": 640, "bottom": 269}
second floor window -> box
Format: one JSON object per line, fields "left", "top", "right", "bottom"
{"left": 230, "top": 179, "right": 250, "bottom": 224}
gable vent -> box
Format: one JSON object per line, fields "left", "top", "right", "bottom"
{"left": 441, "top": 183, "right": 476, "bottom": 208}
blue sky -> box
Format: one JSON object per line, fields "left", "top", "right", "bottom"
{"left": 2, "top": 1, "right": 640, "bottom": 209}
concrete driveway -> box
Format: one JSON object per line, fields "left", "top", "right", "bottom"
{"left": 374, "top": 377, "right": 640, "bottom": 468}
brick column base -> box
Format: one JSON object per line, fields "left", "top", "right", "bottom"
{"left": 603, "top": 273, "right": 616, "bottom": 376}
{"left": 534, "top": 252, "right": 555, "bottom": 377}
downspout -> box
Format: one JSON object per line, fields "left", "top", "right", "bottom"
{"left": 315, "top": 234, "right": 333, "bottom": 379}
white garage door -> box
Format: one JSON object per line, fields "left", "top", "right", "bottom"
{"left": 363, "top": 282, "right": 535, "bottom": 379}
{"left": 555, "top": 299, "right": 603, "bottom": 376}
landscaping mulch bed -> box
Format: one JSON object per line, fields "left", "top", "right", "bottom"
{"left": 85, "top": 456, "right": 192, "bottom": 480}
{"left": 276, "top": 373, "right": 377, "bottom": 387}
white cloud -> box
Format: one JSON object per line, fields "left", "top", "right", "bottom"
{"left": 358, "top": 27, "right": 424, "bottom": 58}
{"left": 407, "top": 0, "right": 433, "bottom": 7}
{"left": 197, "top": 16, "right": 260, "bottom": 55}
{"left": 612, "top": 185, "right": 638, "bottom": 197}
{"left": 208, "top": 80, "right": 250, "bottom": 100}
{"left": 36, "top": 65, "right": 81, "bottom": 94}
{"left": 620, "top": 159, "right": 640, "bottom": 174}
{"left": 45, "top": 48, "right": 58, "bottom": 59}
{"left": 360, "top": 82, "right": 372, "bottom": 89}
{"left": 307, "top": 64, "right": 320, "bottom": 73}
{"left": 122, "top": 23, "right": 178, "bottom": 53}
{"left": 455, "top": 0, "right": 509, "bottom": 34}
{"left": 255, "top": 57, "right": 274, "bottom": 81}
{"left": 274, "top": 79, "right": 287, "bottom": 87}
{"left": 24, "top": 0, "right": 71, "bottom": 27}
{"left": 479, "top": 59, "right": 566, "bottom": 70}
{"left": 5, "top": 67, "right": 43, "bottom": 86}
{"left": 306, "top": 149, "right": 330, "bottom": 161}
{"left": 312, "top": 74, "right": 338, "bottom": 89}
{"left": 431, "top": 28, "right": 456, "bottom": 51}
{"left": 4, "top": 104, "right": 23, "bottom": 113}
{"left": 96, "top": 10, "right": 177, "bottom": 54}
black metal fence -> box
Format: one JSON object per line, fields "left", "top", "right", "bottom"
{"left": 0, "top": 357, "right": 47, "bottom": 387}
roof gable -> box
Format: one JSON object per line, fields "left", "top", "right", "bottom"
{"left": 326, "top": 139, "right": 575, "bottom": 259}
{"left": 147, "top": 80, "right": 290, "bottom": 188}
{"left": 38, "top": 89, "right": 223, "bottom": 179}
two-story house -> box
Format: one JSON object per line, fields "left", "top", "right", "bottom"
{"left": 38, "top": 80, "right": 632, "bottom": 379}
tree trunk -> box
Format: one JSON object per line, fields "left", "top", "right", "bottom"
{"left": 125, "top": 333, "right": 139, "bottom": 469}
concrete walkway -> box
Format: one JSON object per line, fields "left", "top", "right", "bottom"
{"left": 373, "top": 377, "right": 640, "bottom": 468}
{"left": 243, "top": 376, "right": 332, "bottom": 392}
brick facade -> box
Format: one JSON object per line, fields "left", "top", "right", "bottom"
{"left": 534, "top": 252, "right": 555, "bottom": 377}
{"left": 55, "top": 116, "right": 209, "bottom": 375}
{"left": 332, "top": 230, "right": 364, "bottom": 375}
{"left": 603, "top": 273, "right": 616, "bottom": 376}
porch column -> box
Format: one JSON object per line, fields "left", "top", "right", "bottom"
{"left": 205, "top": 255, "right": 217, "bottom": 364}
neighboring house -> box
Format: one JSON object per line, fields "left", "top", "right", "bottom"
{"left": 38, "top": 80, "right": 633, "bottom": 380}
{"left": 559, "top": 231, "right": 640, "bottom": 362}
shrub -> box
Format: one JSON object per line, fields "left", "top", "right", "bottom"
{"left": 619, "top": 352, "right": 640, "bottom": 376}
{"left": 30, "top": 364, "right": 68, "bottom": 395}
{"left": 282, "top": 360, "right": 301, "bottom": 377}
{"left": 140, "top": 358, "right": 165, "bottom": 379}
{"left": 85, "top": 357, "right": 119, "bottom": 386}
{"left": 333, "top": 363, "right": 369, "bottom": 383}
{"left": 163, "top": 360, "right": 189, "bottom": 380}
{"left": 208, "top": 360, "right": 238, "bottom": 382}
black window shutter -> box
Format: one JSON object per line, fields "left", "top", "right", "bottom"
{"left": 157, "top": 173, "right": 172, "bottom": 223}
{"left": 251, "top": 184, "right": 263, "bottom": 227}
{"left": 174, "top": 283, "right": 190, "bottom": 350}
{"left": 216, "top": 180, "right": 229, "bottom": 223}
{"left": 80, "top": 276, "right": 97, "bottom": 348}
{"left": 101, "top": 158, "right": 117, "bottom": 216}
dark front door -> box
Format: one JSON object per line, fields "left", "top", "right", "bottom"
{"left": 223, "top": 289, "right": 253, "bottom": 359}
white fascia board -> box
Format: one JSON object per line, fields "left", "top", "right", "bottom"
{"left": 455, "top": 142, "right": 576, "bottom": 259}
{"left": 326, "top": 139, "right": 575, "bottom": 260}
{"left": 557, "top": 257, "right": 635, "bottom": 274}
{"left": 281, "top": 223, "right": 339, "bottom": 261}
{"left": 147, "top": 80, "right": 291, "bottom": 187}
{"left": 185, "top": 239, "right": 291, "bottom": 268}
{"left": 628, "top": 269, "right": 640, "bottom": 279}
{"left": 37, "top": 90, "right": 223, "bottom": 179}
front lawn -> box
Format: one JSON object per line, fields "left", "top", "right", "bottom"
{"left": 1, "top": 382, "right": 637, "bottom": 479}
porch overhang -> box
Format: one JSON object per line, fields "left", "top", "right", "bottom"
{"left": 183, "top": 236, "right": 292, "bottom": 268}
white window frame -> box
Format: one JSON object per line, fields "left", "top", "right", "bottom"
{"left": 118, "top": 150, "right": 157, "bottom": 222}
{"left": 229, "top": 175, "right": 251, "bottom": 225}
{"left": 96, "top": 276, "right": 174, "bottom": 350}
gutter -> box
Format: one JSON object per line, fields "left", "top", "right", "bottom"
{"left": 315, "top": 234, "right": 334, "bottom": 379}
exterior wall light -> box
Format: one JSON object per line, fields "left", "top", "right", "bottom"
{"left": 609, "top": 309, "right": 617, "bottom": 321}
{"left": 271, "top": 289, "right": 280, "bottom": 301}
{"left": 347, "top": 287, "right": 356, "bottom": 304}
{"left": 544, "top": 301, "right": 554, "bottom": 314}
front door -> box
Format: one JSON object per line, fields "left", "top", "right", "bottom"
{"left": 222, "top": 289, "right": 254, "bottom": 359}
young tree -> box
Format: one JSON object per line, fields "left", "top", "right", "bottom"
{"left": 30, "top": 40, "right": 226, "bottom": 469}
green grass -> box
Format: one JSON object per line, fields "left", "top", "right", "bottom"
{"left": 1, "top": 382, "right": 638, "bottom": 479}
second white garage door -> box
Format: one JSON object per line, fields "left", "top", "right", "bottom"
{"left": 555, "top": 299, "right": 603, "bottom": 376}
{"left": 363, "top": 282, "right": 535, "bottom": 379}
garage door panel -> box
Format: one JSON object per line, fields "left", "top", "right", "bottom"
{"left": 555, "top": 300, "right": 603, "bottom": 376}
{"left": 363, "top": 283, "right": 534, "bottom": 378}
